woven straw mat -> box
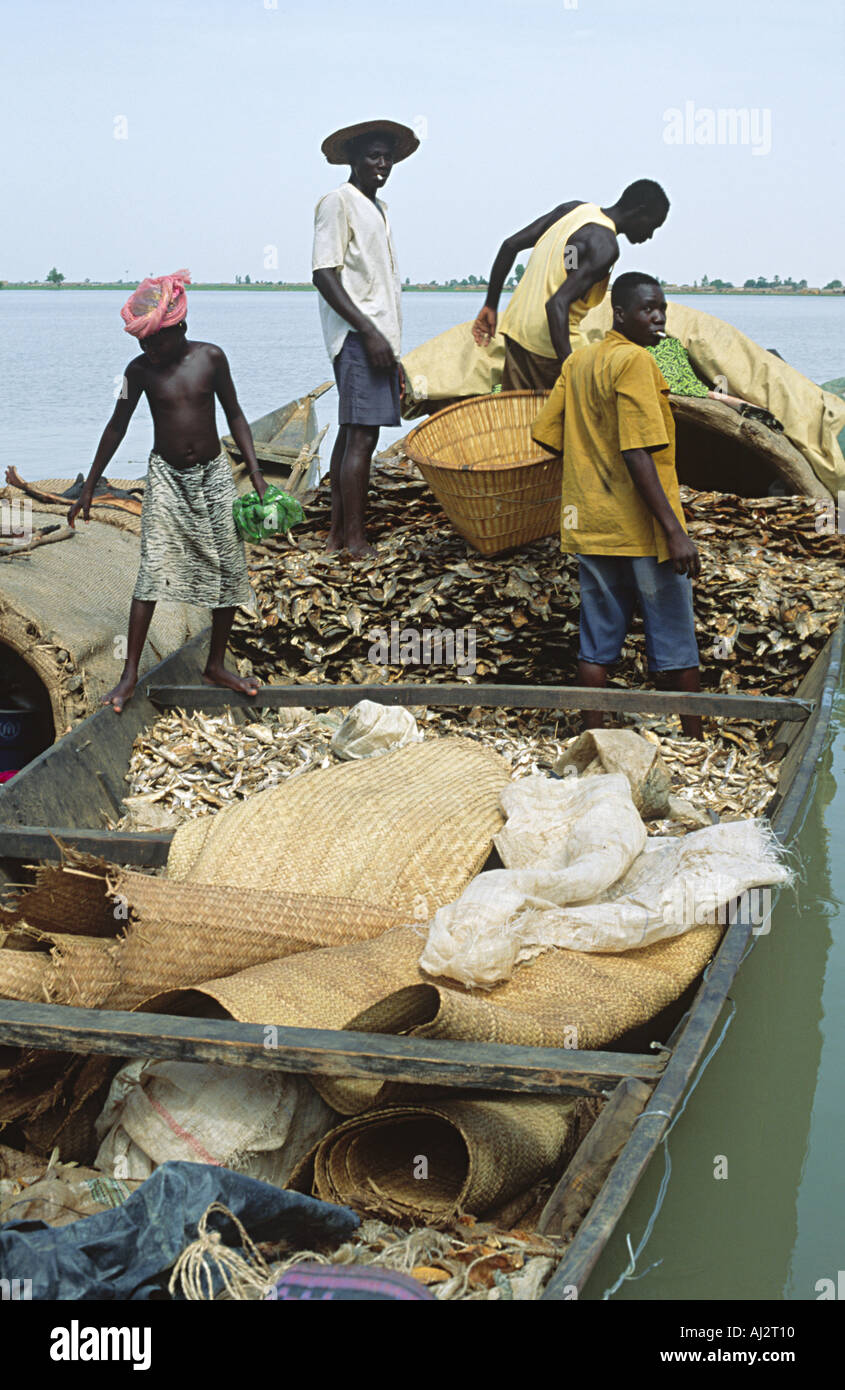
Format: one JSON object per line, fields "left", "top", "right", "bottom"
{"left": 146, "top": 917, "right": 723, "bottom": 1115}
{"left": 291, "top": 1094, "right": 579, "bottom": 1223}
{"left": 0, "top": 948, "right": 51, "bottom": 1003}
{"left": 0, "top": 509, "right": 206, "bottom": 725}
{"left": 0, "top": 861, "right": 408, "bottom": 1011}
{"left": 165, "top": 738, "right": 511, "bottom": 917}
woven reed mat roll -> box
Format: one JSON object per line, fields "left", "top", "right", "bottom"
{"left": 292, "top": 1094, "right": 578, "bottom": 1224}
{"left": 107, "top": 872, "right": 408, "bottom": 1010}
{"left": 2, "top": 931, "right": 123, "bottom": 1009}
{"left": 0, "top": 947, "right": 51, "bottom": 1002}
{"left": 146, "top": 917, "right": 723, "bottom": 1115}
{"left": 165, "top": 739, "right": 510, "bottom": 917}
{"left": 2, "top": 859, "right": 406, "bottom": 1010}
{"left": 1, "top": 859, "right": 121, "bottom": 938}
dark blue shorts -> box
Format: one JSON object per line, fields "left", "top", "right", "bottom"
{"left": 333, "top": 331, "right": 401, "bottom": 427}
{"left": 577, "top": 554, "right": 700, "bottom": 672}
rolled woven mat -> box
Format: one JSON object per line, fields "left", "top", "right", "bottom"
{"left": 106, "top": 873, "right": 409, "bottom": 1009}
{"left": 0, "top": 946, "right": 51, "bottom": 1002}
{"left": 165, "top": 738, "right": 510, "bottom": 918}
{"left": 145, "top": 917, "right": 723, "bottom": 1115}
{"left": 290, "top": 1094, "right": 579, "bottom": 1224}
{"left": 1, "top": 859, "right": 120, "bottom": 937}
{"left": 43, "top": 934, "right": 122, "bottom": 1008}
{"left": 0, "top": 932, "right": 120, "bottom": 1008}
{"left": 1, "top": 859, "right": 407, "bottom": 1011}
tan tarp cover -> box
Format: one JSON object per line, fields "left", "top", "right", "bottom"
{"left": 400, "top": 300, "right": 845, "bottom": 495}
{"left": 0, "top": 510, "right": 208, "bottom": 733}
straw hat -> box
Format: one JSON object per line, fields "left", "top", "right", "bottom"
{"left": 321, "top": 118, "right": 420, "bottom": 166}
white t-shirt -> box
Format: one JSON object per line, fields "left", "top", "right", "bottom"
{"left": 312, "top": 182, "right": 402, "bottom": 362}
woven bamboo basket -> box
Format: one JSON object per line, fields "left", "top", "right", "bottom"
{"left": 404, "top": 391, "right": 560, "bottom": 556}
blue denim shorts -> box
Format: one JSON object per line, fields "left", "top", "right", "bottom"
{"left": 333, "top": 331, "right": 401, "bottom": 427}
{"left": 577, "top": 554, "right": 700, "bottom": 671}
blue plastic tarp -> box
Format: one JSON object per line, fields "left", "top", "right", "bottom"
{"left": 0, "top": 1160, "right": 359, "bottom": 1300}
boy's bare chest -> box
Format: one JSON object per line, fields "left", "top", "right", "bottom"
{"left": 144, "top": 360, "right": 215, "bottom": 410}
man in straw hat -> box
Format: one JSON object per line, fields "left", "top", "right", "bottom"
{"left": 313, "top": 119, "right": 419, "bottom": 557}
{"left": 68, "top": 270, "right": 267, "bottom": 712}
{"left": 472, "top": 180, "right": 670, "bottom": 388}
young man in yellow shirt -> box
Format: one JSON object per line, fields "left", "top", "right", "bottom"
{"left": 532, "top": 272, "right": 703, "bottom": 738}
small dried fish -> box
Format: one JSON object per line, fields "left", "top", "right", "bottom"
{"left": 119, "top": 700, "right": 782, "bottom": 838}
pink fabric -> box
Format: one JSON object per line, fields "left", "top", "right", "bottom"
{"left": 0, "top": 771, "right": 16, "bottom": 783}
{"left": 121, "top": 269, "right": 192, "bottom": 338}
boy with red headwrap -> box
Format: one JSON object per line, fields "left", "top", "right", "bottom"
{"left": 69, "top": 270, "right": 267, "bottom": 712}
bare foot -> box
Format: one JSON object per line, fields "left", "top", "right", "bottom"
{"left": 202, "top": 665, "right": 261, "bottom": 697}
{"left": 345, "top": 537, "right": 376, "bottom": 560}
{"left": 101, "top": 671, "right": 137, "bottom": 714}
{"left": 324, "top": 527, "right": 345, "bottom": 553}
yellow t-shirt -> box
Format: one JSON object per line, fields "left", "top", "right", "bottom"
{"left": 499, "top": 202, "right": 617, "bottom": 359}
{"left": 531, "top": 330, "right": 686, "bottom": 563}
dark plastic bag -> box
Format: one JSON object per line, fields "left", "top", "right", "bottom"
{"left": 0, "top": 1160, "right": 359, "bottom": 1300}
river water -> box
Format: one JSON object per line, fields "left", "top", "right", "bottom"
{"left": 2, "top": 289, "right": 844, "bottom": 1301}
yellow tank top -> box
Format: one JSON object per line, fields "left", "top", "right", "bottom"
{"left": 499, "top": 202, "right": 617, "bottom": 359}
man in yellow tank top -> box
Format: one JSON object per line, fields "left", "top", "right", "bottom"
{"left": 472, "top": 181, "right": 670, "bottom": 390}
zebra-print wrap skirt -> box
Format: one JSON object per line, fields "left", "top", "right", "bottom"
{"left": 133, "top": 450, "right": 253, "bottom": 608}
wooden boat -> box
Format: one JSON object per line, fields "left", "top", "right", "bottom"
{"left": 669, "top": 394, "right": 829, "bottom": 498}
{"left": 222, "top": 381, "right": 333, "bottom": 495}
{"left": 0, "top": 622, "right": 841, "bottom": 1298}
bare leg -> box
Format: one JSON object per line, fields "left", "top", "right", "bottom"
{"left": 203, "top": 607, "right": 260, "bottom": 696}
{"left": 325, "top": 425, "right": 347, "bottom": 552}
{"left": 654, "top": 666, "right": 703, "bottom": 740}
{"left": 102, "top": 597, "right": 156, "bottom": 713}
{"left": 340, "top": 424, "right": 380, "bottom": 557}
{"left": 577, "top": 658, "right": 609, "bottom": 731}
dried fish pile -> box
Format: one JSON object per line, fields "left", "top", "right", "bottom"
{"left": 638, "top": 723, "right": 781, "bottom": 833}
{"left": 116, "top": 705, "right": 582, "bottom": 828}
{"left": 682, "top": 491, "right": 845, "bottom": 692}
{"left": 234, "top": 461, "right": 577, "bottom": 685}
{"left": 118, "top": 704, "right": 778, "bottom": 835}
{"left": 117, "top": 707, "right": 340, "bottom": 828}
{"left": 232, "top": 464, "right": 845, "bottom": 695}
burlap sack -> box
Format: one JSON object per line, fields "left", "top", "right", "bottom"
{"left": 554, "top": 729, "right": 672, "bottom": 820}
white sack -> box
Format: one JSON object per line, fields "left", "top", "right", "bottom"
{"left": 420, "top": 775, "right": 791, "bottom": 988}
{"left": 94, "top": 1060, "right": 336, "bottom": 1187}
{"left": 331, "top": 699, "right": 423, "bottom": 760}
{"left": 495, "top": 774, "right": 647, "bottom": 894}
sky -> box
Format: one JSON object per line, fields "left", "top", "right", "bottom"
{"left": 1, "top": 0, "right": 843, "bottom": 287}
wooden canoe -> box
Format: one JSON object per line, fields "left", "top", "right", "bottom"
{"left": 0, "top": 622, "right": 841, "bottom": 1298}
{"left": 222, "top": 381, "right": 333, "bottom": 494}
